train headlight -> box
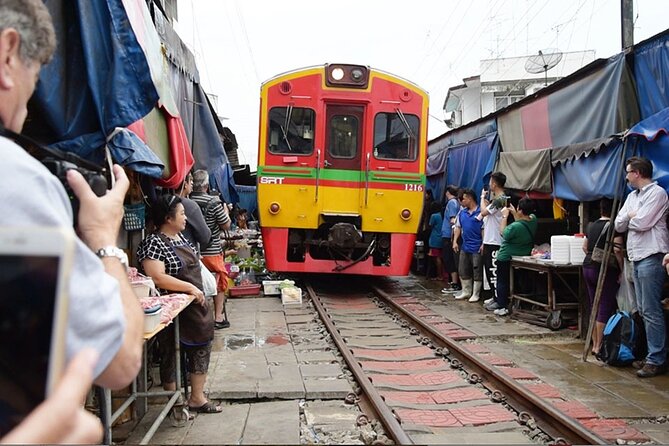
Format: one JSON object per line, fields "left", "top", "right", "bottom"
{"left": 400, "top": 209, "right": 412, "bottom": 220}
{"left": 269, "top": 202, "right": 281, "bottom": 215}
{"left": 351, "top": 68, "right": 364, "bottom": 80}
{"left": 331, "top": 68, "right": 345, "bottom": 81}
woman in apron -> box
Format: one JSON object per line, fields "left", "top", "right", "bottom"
{"left": 138, "top": 195, "right": 220, "bottom": 413}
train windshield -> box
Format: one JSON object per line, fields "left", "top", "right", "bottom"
{"left": 267, "top": 107, "right": 315, "bottom": 155}
{"left": 373, "top": 112, "right": 419, "bottom": 160}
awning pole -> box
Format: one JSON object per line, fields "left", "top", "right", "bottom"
{"left": 581, "top": 136, "right": 631, "bottom": 361}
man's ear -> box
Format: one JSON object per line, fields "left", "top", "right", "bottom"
{"left": 0, "top": 28, "right": 21, "bottom": 90}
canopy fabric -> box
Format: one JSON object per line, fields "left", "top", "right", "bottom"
{"left": 498, "top": 53, "right": 639, "bottom": 152}
{"left": 627, "top": 107, "right": 669, "bottom": 142}
{"left": 236, "top": 185, "right": 258, "bottom": 218}
{"left": 210, "top": 163, "right": 240, "bottom": 205}
{"left": 637, "top": 132, "right": 669, "bottom": 192}
{"left": 551, "top": 136, "right": 620, "bottom": 166}
{"left": 27, "top": 0, "right": 158, "bottom": 163}
{"left": 426, "top": 173, "right": 446, "bottom": 204}
{"left": 106, "top": 128, "right": 165, "bottom": 178}
{"left": 428, "top": 118, "right": 496, "bottom": 156}
{"left": 121, "top": 0, "right": 180, "bottom": 116}
{"left": 127, "top": 105, "right": 193, "bottom": 188}
{"left": 446, "top": 133, "right": 497, "bottom": 194}
{"left": 426, "top": 149, "right": 448, "bottom": 176}
{"left": 633, "top": 31, "right": 669, "bottom": 119}
{"left": 496, "top": 148, "right": 552, "bottom": 193}
{"left": 152, "top": 7, "right": 230, "bottom": 177}
{"left": 553, "top": 142, "right": 624, "bottom": 201}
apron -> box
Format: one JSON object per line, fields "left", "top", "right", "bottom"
{"left": 157, "top": 233, "right": 214, "bottom": 345}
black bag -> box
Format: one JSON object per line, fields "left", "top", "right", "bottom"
{"left": 590, "top": 221, "right": 617, "bottom": 267}
{"left": 600, "top": 311, "right": 640, "bottom": 366}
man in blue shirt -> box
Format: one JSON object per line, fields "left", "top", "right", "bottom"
{"left": 452, "top": 189, "right": 484, "bottom": 301}
{"left": 440, "top": 185, "right": 461, "bottom": 293}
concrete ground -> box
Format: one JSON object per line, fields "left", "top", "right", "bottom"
{"left": 118, "top": 273, "right": 669, "bottom": 444}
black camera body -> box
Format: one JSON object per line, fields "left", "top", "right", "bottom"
{"left": 0, "top": 125, "right": 109, "bottom": 226}
{"left": 41, "top": 158, "right": 108, "bottom": 223}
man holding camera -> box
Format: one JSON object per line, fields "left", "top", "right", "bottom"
{"left": 478, "top": 172, "right": 507, "bottom": 309}
{"left": 0, "top": 0, "right": 143, "bottom": 442}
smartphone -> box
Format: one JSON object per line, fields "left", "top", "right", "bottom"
{"left": 0, "top": 227, "right": 74, "bottom": 436}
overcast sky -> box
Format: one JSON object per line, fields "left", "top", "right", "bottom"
{"left": 173, "top": 0, "right": 667, "bottom": 169}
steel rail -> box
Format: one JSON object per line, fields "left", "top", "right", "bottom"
{"left": 371, "top": 285, "right": 606, "bottom": 446}
{"left": 305, "top": 284, "right": 414, "bottom": 445}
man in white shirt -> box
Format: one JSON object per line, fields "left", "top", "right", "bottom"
{"left": 614, "top": 156, "right": 669, "bottom": 378}
{"left": 479, "top": 172, "right": 506, "bottom": 309}
{"left": 0, "top": 1, "right": 142, "bottom": 441}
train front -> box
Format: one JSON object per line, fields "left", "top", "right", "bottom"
{"left": 257, "top": 64, "right": 428, "bottom": 275}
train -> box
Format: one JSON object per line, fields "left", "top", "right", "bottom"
{"left": 257, "top": 63, "right": 428, "bottom": 275}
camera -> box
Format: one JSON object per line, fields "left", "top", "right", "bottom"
{"left": 0, "top": 124, "right": 108, "bottom": 226}
{"left": 41, "top": 158, "right": 108, "bottom": 224}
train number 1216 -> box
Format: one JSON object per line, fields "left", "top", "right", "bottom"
{"left": 404, "top": 183, "right": 424, "bottom": 192}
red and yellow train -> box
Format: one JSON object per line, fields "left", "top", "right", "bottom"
{"left": 257, "top": 64, "right": 428, "bottom": 275}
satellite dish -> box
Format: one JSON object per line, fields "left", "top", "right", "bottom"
{"left": 525, "top": 49, "right": 563, "bottom": 86}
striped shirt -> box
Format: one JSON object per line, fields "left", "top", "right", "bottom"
{"left": 190, "top": 192, "right": 231, "bottom": 256}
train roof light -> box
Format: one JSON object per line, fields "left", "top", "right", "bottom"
{"left": 325, "top": 64, "right": 369, "bottom": 89}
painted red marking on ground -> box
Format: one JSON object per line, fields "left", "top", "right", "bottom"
{"left": 370, "top": 371, "right": 461, "bottom": 386}
{"left": 449, "top": 404, "right": 517, "bottom": 425}
{"left": 552, "top": 400, "right": 599, "bottom": 419}
{"left": 497, "top": 366, "right": 538, "bottom": 380}
{"left": 351, "top": 346, "right": 434, "bottom": 359}
{"left": 394, "top": 409, "right": 462, "bottom": 427}
{"left": 359, "top": 359, "right": 446, "bottom": 371}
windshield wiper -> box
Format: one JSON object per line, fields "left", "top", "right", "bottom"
{"left": 281, "top": 104, "right": 294, "bottom": 151}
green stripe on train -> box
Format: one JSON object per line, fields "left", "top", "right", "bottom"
{"left": 257, "top": 166, "right": 425, "bottom": 183}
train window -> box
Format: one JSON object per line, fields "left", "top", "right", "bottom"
{"left": 373, "top": 112, "right": 419, "bottom": 160}
{"left": 267, "top": 107, "right": 315, "bottom": 155}
{"left": 328, "top": 115, "right": 358, "bottom": 159}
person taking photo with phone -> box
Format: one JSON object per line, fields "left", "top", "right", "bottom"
{"left": 0, "top": 0, "right": 143, "bottom": 442}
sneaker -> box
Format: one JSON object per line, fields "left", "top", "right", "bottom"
{"left": 485, "top": 301, "right": 501, "bottom": 311}
{"left": 632, "top": 360, "right": 645, "bottom": 370}
{"left": 441, "top": 287, "right": 455, "bottom": 294}
{"left": 493, "top": 308, "right": 509, "bottom": 316}
{"left": 637, "top": 362, "right": 667, "bottom": 378}
{"left": 214, "top": 320, "right": 230, "bottom": 329}
{"left": 450, "top": 283, "right": 462, "bottom": 291}
{"left": 483, "top": 297, "right": 494, "bottom": 305}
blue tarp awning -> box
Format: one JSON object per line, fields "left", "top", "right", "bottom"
{"left": 28, "top": 0, "right": 159, "bottom": 170}
{"left": 447, "top": 133, "right": 498, "bottom": 194}
{"left": 633, "top": 31, "right": 669, "bottom": 119}
{"left": 627, "top": 107, "right": 669, "bottom": 141}
{"left": 553, "top": 141, "right": 624, "bottom": 201}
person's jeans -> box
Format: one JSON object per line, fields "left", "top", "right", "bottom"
{"left": 496, "top": 260, "right": 511, "bottom": 308}
{"left": 633, "top": 253, "right": 667, "bottom": 366}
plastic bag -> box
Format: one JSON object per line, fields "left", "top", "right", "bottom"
{"left": 200, "top": 261, "right": 217, "bottom": 297}
{"left": 616, "top": 259, "right": 636, "bottom": 313}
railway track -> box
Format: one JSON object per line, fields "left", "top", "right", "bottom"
{"left": 305, "top": 279, "right": 606, "bottom": 445}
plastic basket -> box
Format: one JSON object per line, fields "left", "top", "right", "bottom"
{"left": 123, "top": 203, "right": 146, "bottom": 231}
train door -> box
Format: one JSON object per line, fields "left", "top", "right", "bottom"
{"left": 324, "top": 105, "right": 364, "bottom": 171}
{"left": 321, "top": 105, "right": 364, "bottom": 214}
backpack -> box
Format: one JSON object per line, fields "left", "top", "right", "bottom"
{"left": 600, "top": 311, "right": 638, "bottom": 366}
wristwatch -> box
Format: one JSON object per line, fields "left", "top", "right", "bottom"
{"left": 96, "top": 246, "right": 129, "bottom": 270}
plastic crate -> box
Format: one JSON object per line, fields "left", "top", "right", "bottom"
{"left": 229, "top": 284, "right": 261, "bottom": 297}
{"left": 123, "top": 203, "right": 145, "bottom": 231}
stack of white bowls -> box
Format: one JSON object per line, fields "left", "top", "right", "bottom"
{"left": 551, "top": 235, "right": 571, "bottom": 264}
{"left": 569, "top": 235, "right": 587, "bottom": 264}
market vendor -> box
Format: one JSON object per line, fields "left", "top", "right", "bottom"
{"left": 137, "top": 195, "right": 221, "bottom": 414}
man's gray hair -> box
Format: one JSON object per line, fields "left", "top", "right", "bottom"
{"left": 192, "top": 169, "right": 209, "bottom": 192}
{"left": 0, "top": 0, "right": 56, "bottom": 64}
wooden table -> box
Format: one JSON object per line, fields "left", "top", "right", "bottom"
{"left": 509, "top": 257, "right": 584, "bottom": 332}
{"left": 102, "top": 294, "right": 194, "bottom": 445}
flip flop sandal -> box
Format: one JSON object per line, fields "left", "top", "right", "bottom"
{"left": 188, "top": 401, "right": 222, "bottom": 414}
